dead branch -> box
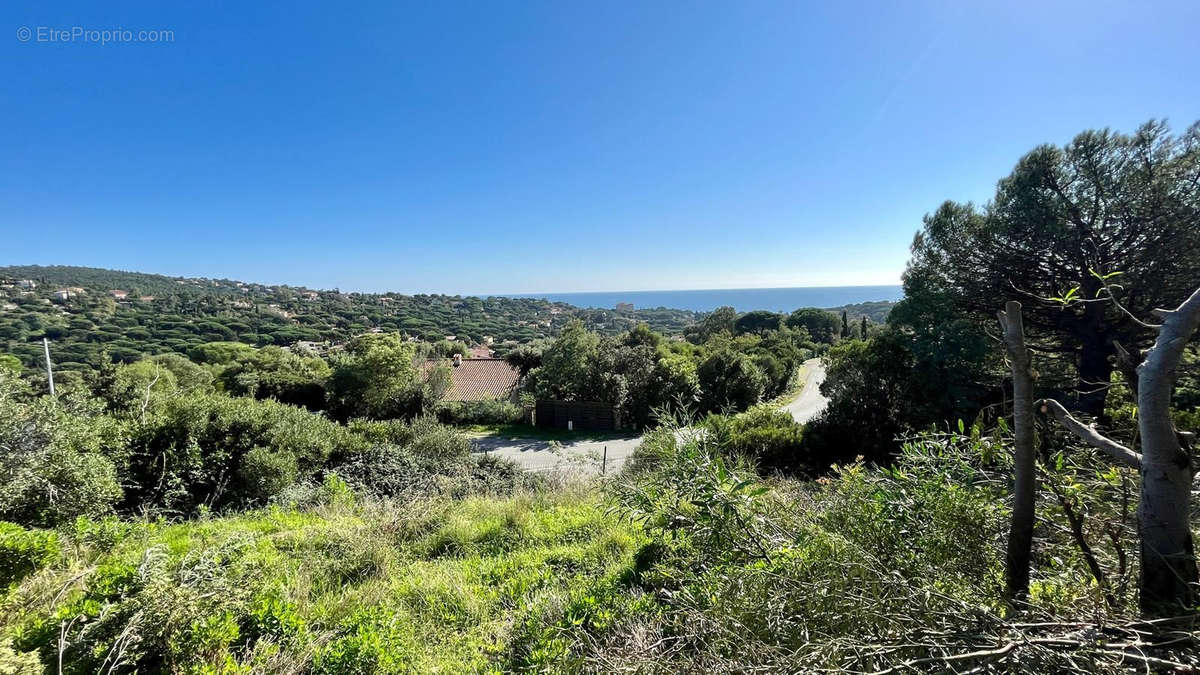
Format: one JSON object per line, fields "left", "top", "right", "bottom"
{"left": 1038, "top": 398, "right": 1141, "bottom": 469}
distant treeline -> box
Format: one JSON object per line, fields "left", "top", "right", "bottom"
{"left": 0, "top": 265, "right": 696, "bottom": 369}
{"left": 0, "top": 265, "right": 893, "bottom": 373}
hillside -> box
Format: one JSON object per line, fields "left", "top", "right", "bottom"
{"left": 0, "top": 265, "right": 891, "bottom": 371}
{"left": 0, "top": 265, "right": 698, "bottom": 369}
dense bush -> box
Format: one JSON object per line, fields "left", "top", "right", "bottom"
{"left": 701, "top": 405, "right": 805, "bottom": 472}
{"left": 0, "top": 375, "right": 125, "bottom": 527}
{"left": 436, "top": 398, "right": 524, "bottom": 426}
{"left": 0, "top": 522, "right": 60, "bottom": 589}
{"left": 571, "top": 428, "right": 1171, "bottom": 672}
{"left": 327, "top": 443, "right": 536, "bottom": 503}
{"left": 697, "top": 349, "right": 766, "bottom": 412}
{"left": 125, "top": 393, "right": 364, "bottom": 513}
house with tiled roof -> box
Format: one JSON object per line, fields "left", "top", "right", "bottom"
{"left": 422, "top": 355, "right": 520, "bottom": 402}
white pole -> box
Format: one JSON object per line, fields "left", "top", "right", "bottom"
{"left": 43, "top": 337, "right": 55, "bottom": 397}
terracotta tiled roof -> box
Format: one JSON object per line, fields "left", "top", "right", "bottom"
{"left": 422, "top": 358, "right": 519, "bottom": 402}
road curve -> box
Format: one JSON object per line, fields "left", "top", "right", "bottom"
{"left": 783, "top": 358, "right": 829, "bottom": 424}
{"left": 472, "top": 358, "right": 828, "bottom": 473}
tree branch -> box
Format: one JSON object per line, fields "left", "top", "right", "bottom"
{"left": 1039, "top": 398, "right": 1141, "bottom": 468}
{"left": 1113, "top": 341, "right": 1141, "bottom": 397}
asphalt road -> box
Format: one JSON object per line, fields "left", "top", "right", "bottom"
{"left": 783, "top": 358, "right": 829, "bottom": 424}
{"left": 471, "top": 357, "right": 829, "bottom": 473}
{"left": 471, "top": 433, "right": 644, "bottom": 474}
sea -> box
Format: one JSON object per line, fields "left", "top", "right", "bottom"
{"left": 504, "top": 285, "right": 904, "bottom": 314}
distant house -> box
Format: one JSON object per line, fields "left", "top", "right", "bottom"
{"left": 52, "top": 288, "right": 87, "bottom": 301}
{"left": 616, "top": 302, "right": 634, "bottom": 312}
{"left": 422, "top": 356, "right": 521, "bottom": 403}
{"left": 289, "top": 340, "right": 330, "bottom": 356}
{"left": 468, "top": 345, "right": 494, "bottom": 359}
{"left": 17, "top": 280, "right": 36, "bottom": 290}
{"left": 109, "top": 290, "right": 129, "bottom": 299}
{"left": 300, "top": 291, "right": 320, "bottom": 301}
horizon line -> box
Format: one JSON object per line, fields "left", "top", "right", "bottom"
{"left": 0, "top": 263, "right": 902, "bottom": 298}
{"left": 492, "top": 283, "right": 903, "bottom": 297}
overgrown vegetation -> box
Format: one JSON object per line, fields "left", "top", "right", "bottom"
{"left": 0, "top": 487, "right": 641, "bottom": 672}
{"left": 5, "top": 422, "right": 1195, "bottom": 672}
{"left": 2, "top": 119, "right": 1198, "bottom": 672}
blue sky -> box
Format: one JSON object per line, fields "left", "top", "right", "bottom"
{"left": 2, "top": 1, "right": 1197, "bottom": 294}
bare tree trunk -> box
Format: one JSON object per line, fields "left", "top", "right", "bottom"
{"left": 1137, "top": 286, "right": 1200, "bottom": 616}
{"left": 999, "top": 301, "right": 1036, "bottom": 605}
{"left": 1075, "top": 301, "right": 1115, "bottom": 420}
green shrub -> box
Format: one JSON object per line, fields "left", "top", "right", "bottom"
{"left": 404, "top": 415, "right": 471, "bottom": 461}
{"left": 71, "top": 516, "right": 138, "bottom": 553}
{"left": 329, "top": 445, "right": 429, "bottom": 498}
{"left": 697, "top": 350, "right": 766, "bottom": 413}
{"left": 593, "top": 429, "right": 1018, "bottom": 672}
{"left": 0, "top": 638, "right": 40, "bottom": 674}
{"left": 1173, "top": 407, "right": 1199, "bottom": 434}
{"left": 436, "top": 398, "right": 524, "bottom": 426}
{"left": 701, "top": 405, "right": 804, "bottom": 472}
{"left": 0, "top": 378, "right": 124, "bottom": 527}
{"left": 0, "top": 448, "right": 123, "bottom": 528}
{"left": 329, "top": 442, "right": 532, "bottom": 502}
{"left": 0, "top": 522, "right": 60, "bottom": 589}
{"left": 623, "top": 427, "right": 678, "bottom": 474}
{"left": 239, "top": 446, "right": 300, "bottom": 502}
{"left": 126, "top": 393, "right": 363, "bottom": 514}
{"left": 613, "top": 433, "right": 769, "bottom": 570}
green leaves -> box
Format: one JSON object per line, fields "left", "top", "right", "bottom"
{"left": 1050, "top": 285, "right": 1081, "bottom": 306}
{"left": 610, "top": 432, "right": 774, "bottom": 568}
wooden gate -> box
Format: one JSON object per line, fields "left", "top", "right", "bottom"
{"left": 534, "top": 400, "right": 617, "bottom": 431}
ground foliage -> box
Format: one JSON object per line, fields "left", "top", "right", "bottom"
{"left": 4, "top": 424, "right": 1195, "bottom": 672}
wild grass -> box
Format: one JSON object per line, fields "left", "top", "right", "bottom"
{"left": 0, "top": 486, "right": 644, "bottom": 673}
{"left": 3, "top": 426, "right": 1197, "bottom": 673}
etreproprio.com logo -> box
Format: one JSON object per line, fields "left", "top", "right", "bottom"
{"left": 17, "top": 25, "right": 174, "bottom": 44}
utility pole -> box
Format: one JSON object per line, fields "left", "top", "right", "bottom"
{"left": 43, "top": 337, "right": 55, "bottom": 396}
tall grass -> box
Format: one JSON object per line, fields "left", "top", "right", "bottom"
{"left": 0, "top": 487, "right": 642, "bottom": 673}
{"left": 3, "top": 425, "right": 1196, "bottom": 673}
